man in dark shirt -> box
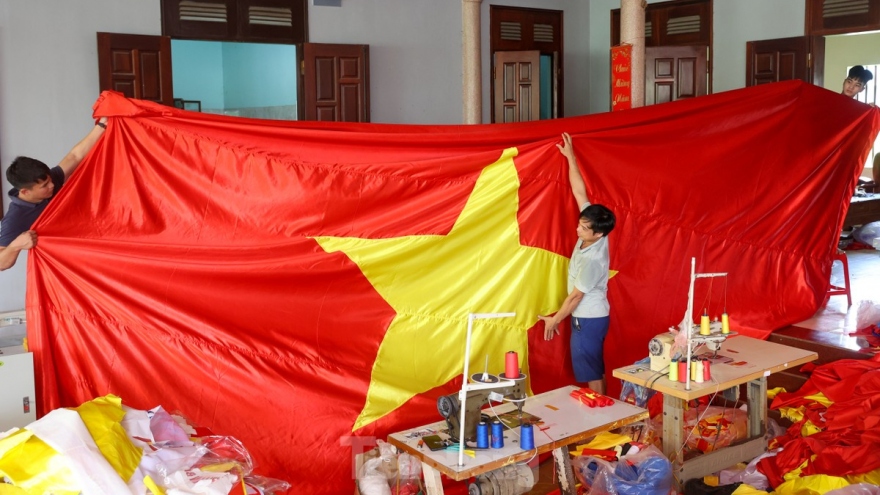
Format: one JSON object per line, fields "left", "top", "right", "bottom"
{"left": 0, "top": 117, "right": 108, "bottom": 271}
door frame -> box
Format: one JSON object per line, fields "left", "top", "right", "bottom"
{"left": 489, "top": 5, "right": 563, "bottom": 122}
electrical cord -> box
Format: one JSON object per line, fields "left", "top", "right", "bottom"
{"left": 676, "top": 375, "right": 721, "bottom": 460}
{"left": 646, "top": 367, "right": 668, "bottom": 390}
{"left": 483, "top": 397, "right": 540, "bottom": 465}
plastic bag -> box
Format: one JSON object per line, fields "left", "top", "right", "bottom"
{"left": 357, "top": 440, "right": 410, "bottom": 495}
{"left": 826, "top": 484, "right": 880, "bottom": 495}
{"left": 765, "top": 417, "right": 787, "bottom": 443}
{"left": 242, "top": 474, "right": 292, "bottom": 495}
{"left": 718, "top": 448, "right": 777, "bottom": 491}
{"left": 619, "top": 358, "right": 657, "bottom": 410}
{"left": 391, "top": 453, "right": 421, "bottom": 495}
{"left": 358, "top": 457, "right": 393, "bottom": 495}
{"left": 854, "top": 221, "right": 880, "bottom": 248}
{"left": 684, "top": 405, "right": 748, "bottom": 453}
{"left": 193, "top": 435, "right": 254, "bottom": 476}
{"left": 855, "top": 300, "right": 880, "bottom": 330}
{"left": 572, "top": 445, "right": 672, "bottom": 495}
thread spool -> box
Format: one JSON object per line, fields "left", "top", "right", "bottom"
{"left": 694, "top": 359, "right": 704, "bottom": 383}
{"left": 505, "top": 351, "right": 519, "bottom": 379}
{"left": 690, "top": 359, "right": 698, "bottom": 381}
{"left": 700, "top": 309, "right": 710, "bottom": 336}
{"left": 669, "top": 359, "right": 679, "bottom": 381}
{"left": 721, "top": 313, "right": 730, "bottom": 334}
{"left": 703, "top": 359, "right": 712, "bottom": 381}
{"left": 476, "top": 421, "right": 489, "bottom": 449}
{"left": 520, "top": 423, "right": 535, "bottom": 450}
{"left": 678, "top": 359, "right": 687, "bottom": 383}
{"left": 491, "top": 421, "right": 504, "bottom": 448}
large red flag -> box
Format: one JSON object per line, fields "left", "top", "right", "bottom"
{"left": 27, "top": 82, "right": 878, "bottom": 492}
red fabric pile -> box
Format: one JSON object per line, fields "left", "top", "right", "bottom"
{"left": 763, "top": 354, "right": 880, "bottom": 486}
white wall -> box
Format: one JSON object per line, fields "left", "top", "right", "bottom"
{"left": 0, "top": 1, "right": 161, "bottom": 312}
{"left": 588, "top": 0, "right": 804, "bottom": 113}
{"left": 309, "top": 0, "right": 464, "bottom": 124}
{"left": 712, "top": 0, "right": 804, "bottom": 93}
{"left": 309, "top": 0, "right": 591, "bottom": 122}
{"left": 823, "top": 32, "right": 880, "bottom": 92}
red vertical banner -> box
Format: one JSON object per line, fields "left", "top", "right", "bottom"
{"left": 611, "top": 44, "right": 632, "bottom": 111}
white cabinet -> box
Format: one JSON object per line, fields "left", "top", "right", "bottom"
{"left": 0, "top": 321, "right": 35, "bottom": 432}
{"left": 0, "top": 349, "right": 36, "bottom": 432}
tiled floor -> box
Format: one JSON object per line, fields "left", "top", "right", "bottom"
{"left": 794, "top": 249, "right": 880, "bottom": 334}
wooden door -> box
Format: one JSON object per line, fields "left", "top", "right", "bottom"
{"left": 745, "top": 36, "right": 825, "bottom": 87}
{"left": 494, "top": 50, "right": 541, "bottom": 123}
{"left": 490, "top": 6, "right": 564, "bottom": 119}
{"left": 645, "top": 45, "right": 708, "bottom": 105}
{"left": 303, "top": 43, "right": 370, "bottom": 122}
{"left": 97, "top": 33, "right": 173, "bottom": 106}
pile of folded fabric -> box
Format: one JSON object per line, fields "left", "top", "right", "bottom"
{"left": 684, "top": 354, "right": 880, "bottom": 494}
{"left": 0, "top": 395, "right": 290, "bottom": 495}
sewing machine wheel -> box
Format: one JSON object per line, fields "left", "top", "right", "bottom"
{"left": 437, "top": 395, "right": 456, "bottom": 418}
{"left": 648, "top": 337, "right": 664, "bottom": 356}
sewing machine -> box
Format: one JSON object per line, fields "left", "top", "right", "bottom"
{"left": 648, "top": 258, "right": 735, "bottom": 383}
{"left": 649, "top": 324, "right": 730, "bottom": 372}
{"left": 437, "top": 371, "right": 527, "bottom": 443}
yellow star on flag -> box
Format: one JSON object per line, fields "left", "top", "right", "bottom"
{"left": 314, "top": 147, "right": 570, "bottom": 431}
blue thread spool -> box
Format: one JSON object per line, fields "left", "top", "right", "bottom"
{"left": 476, "top": 421, "right": 489, "bottom": 449}
{"left": 490, "top": 420, "right": 504, "bottom": 448}
{"left": 520, "top": 423, "right": 535, "bottom": 450}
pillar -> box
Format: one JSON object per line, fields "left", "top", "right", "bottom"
{"left": 620, "top": 0, "right": 646, "bottom": 108}
{"left": 462, "top": 0, "right": 483, "bottom": 124}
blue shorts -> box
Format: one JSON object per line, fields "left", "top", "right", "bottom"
{"left": 570, "top": 316, "right": 610, "bottom": 383}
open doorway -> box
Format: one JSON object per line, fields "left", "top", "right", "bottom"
{"left": 822, "top": 33, "right": 880, "bottom": 179}
{"left": 98, "top": 33, "right": 370, "bottom": 123}
{"left": 490, "top": 6, "right": 563, "bottom": 123}
{"left": 171, "top": 40, "right": 298, "bottom": 120}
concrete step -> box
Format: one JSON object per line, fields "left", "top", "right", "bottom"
{"left": 767, "top": 325, "right": 870, "bottom": 393}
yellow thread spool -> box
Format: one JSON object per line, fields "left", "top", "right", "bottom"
{"left": 690, "top": 359, "right": 698, "bottom": 381}
{"left": 700, "top": 310, "right": 710, "bottom": 336}
{"left": 669, "top": 359, "right": 679, "bottom": 381}
{"left": 721, "top": 313, "right": 730, "bottom": 334}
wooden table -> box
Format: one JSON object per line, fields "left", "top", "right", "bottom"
{"left": 386, "top": 385, "right": 647, "bottom": 495}
{"left": 845, "top": 193, "right": 880, "bottom": 226}
{"left": 613, "top": 335, "right": 816, "bottom": 489}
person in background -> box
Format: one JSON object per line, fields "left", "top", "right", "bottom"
{"left": 875, "top": 154, "right": 880, "bottom": 187}
{"left": 0, "top": 117, "right": 108, "bottom": 271}
{"left": 866, "top": 153, "right": 880, "bottom": 194}
{"left": 539, "top": 132, "right": 616, "bottom": 395}
{"left": 841, "top": 65, "right": 873, "bottom": 99}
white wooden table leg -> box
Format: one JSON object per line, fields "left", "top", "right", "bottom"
{"left": 422, "top": 462, "right": 445, "bottom": 495}
{"left": 552, "top": 446, "right": 576, "bottom": 495}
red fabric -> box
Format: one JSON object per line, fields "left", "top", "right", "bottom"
{"left": 27, "top": 83, "right": 879, "bottom": 493}
{"left": 763, "top": 355, "right": 880, "bottom": 484}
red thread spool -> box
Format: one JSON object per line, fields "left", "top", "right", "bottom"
{"left": 703, "top": 359, "right": 711, "bottom": 381}
{"left": 505, "top": 351, "right": 519, "bottom": 378}
{"left": 678, "top": 360, "right": 687, "bottom": 383}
